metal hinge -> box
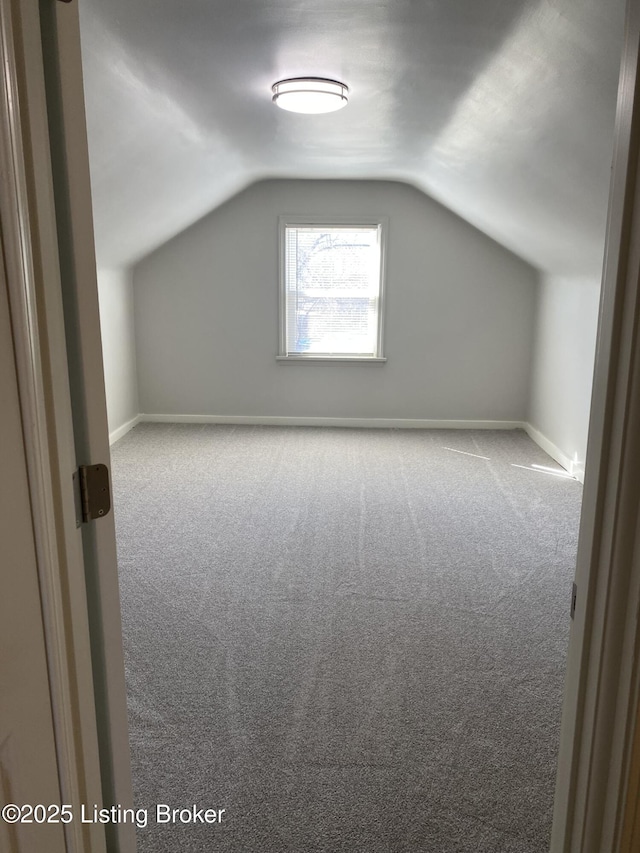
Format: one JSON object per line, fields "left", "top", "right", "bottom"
{"left": 570, "top": 582, "right": 577, "bottom": 620}
{"left": 74, "top": 464, "right": 112, "bottom": 526}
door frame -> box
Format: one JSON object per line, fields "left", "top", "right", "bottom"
{"left": 0, "top": 0, "right": 133, "bottom": 851}
{"left": 0, "top": 0, "right": 108, "bottom": 851}
{"left": 3, "top": 0, "right": 640, "bottom": 851}
{"left": 550, "top": 2, "right": 640, "bottom": 848}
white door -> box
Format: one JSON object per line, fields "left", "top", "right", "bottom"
{"left": 1, "top": 0, "right": 134, "bottom": 851}
{"left": 0, "top": 248, "right": 66, "bottom": 853}
{"left": 36, "top": 2, "right": 136, "bottom": 850}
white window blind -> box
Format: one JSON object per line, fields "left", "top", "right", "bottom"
{"left": 281, "top": 224, "right": 384, "bottom": 358}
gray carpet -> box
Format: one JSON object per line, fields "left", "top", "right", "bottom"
{"left": 110, "top": 424, "right": 582, "bottom": 853}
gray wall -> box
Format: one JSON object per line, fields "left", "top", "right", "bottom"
{"left": 97, "top": 268, "right": 139, "bottom": 438}
{"left": 528, "top": 274, "right": 601, "bottom": 475}
{"left": 133, "top": 180, "right": 537, "bottom": 422}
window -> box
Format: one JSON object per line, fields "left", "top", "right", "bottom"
{"left": 278, "top": 217, "right": 387, "bottom": 361}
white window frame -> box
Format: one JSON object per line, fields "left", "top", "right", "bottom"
{"left": 277, "top": 215, "right": 388, "bottom": 362}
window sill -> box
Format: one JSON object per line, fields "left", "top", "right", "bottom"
{"left": 276, "top": 356, "right": 387, "bottom": 364}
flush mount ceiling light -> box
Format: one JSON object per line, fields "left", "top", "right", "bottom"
{"left": 271, "top": 78, "right": 349, "bottom": 114}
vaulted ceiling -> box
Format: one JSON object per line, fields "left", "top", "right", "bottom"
{"left": 79, "top": 0, "right": 626, "bottom": 277}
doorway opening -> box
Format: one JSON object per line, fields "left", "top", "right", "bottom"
{"left": 70, "top": 3, "right": 624, "bottom": 849}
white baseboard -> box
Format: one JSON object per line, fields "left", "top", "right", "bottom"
{"left": 109, "top": 414, "right": 141, "bottom": 445}
{"left": 124, "top": 415, "right": 584, "bottom": 481}
{"left": 140, "top": 413, "right": 525, "bottom": 431}
{"left": 523, "top": 423, "right": 584, "bottom": 483}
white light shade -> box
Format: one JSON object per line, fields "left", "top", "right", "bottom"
{"left": 272, "top": 78, "right": 349, "bottom": 114}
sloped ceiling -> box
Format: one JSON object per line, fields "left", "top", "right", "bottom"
{"left": 79, "top": 0, "right": 626, "bottom": 276}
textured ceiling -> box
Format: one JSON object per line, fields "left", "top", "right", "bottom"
{"left": 78, "top": 0, "right": 626, "bottom": 276}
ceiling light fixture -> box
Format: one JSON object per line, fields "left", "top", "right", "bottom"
{"left": 271, "top": 78, "right": 349, "bottom": 114}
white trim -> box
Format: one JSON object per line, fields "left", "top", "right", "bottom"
{"left": 141, "top": 413, "right": 524, "bottom": 430}
{"left": 131, "top": 416, "right": 584, "bottom": 485}
{"left": 38, "top": 6, "right": 136, "bottom": 850}
{"left": 275, "top": 355, "right": 387, "bottom": 363}
{"left": 0, "top": 1, "right": 106, "bottom": 850}
{"left": 551, "top": 1, "right": 640, "bottom": 848}
{"left": 278, "top": 214, "right": 388, "bottom": 360}
{"left": 109, "top": 414, "right": 141, "bottom": 445}
{"left": 523, "top": 423, "right": 584, "bottom": 483}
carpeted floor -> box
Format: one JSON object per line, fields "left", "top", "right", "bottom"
{"left": 110, "top": 424, "right": 582, "bottom": 853}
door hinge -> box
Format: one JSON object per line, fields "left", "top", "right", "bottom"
{"left": 570, "top": 582, "right": 577, "bottom": 620}
{"left": 74, "top": 464, "right": 111, "bottom": 525}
